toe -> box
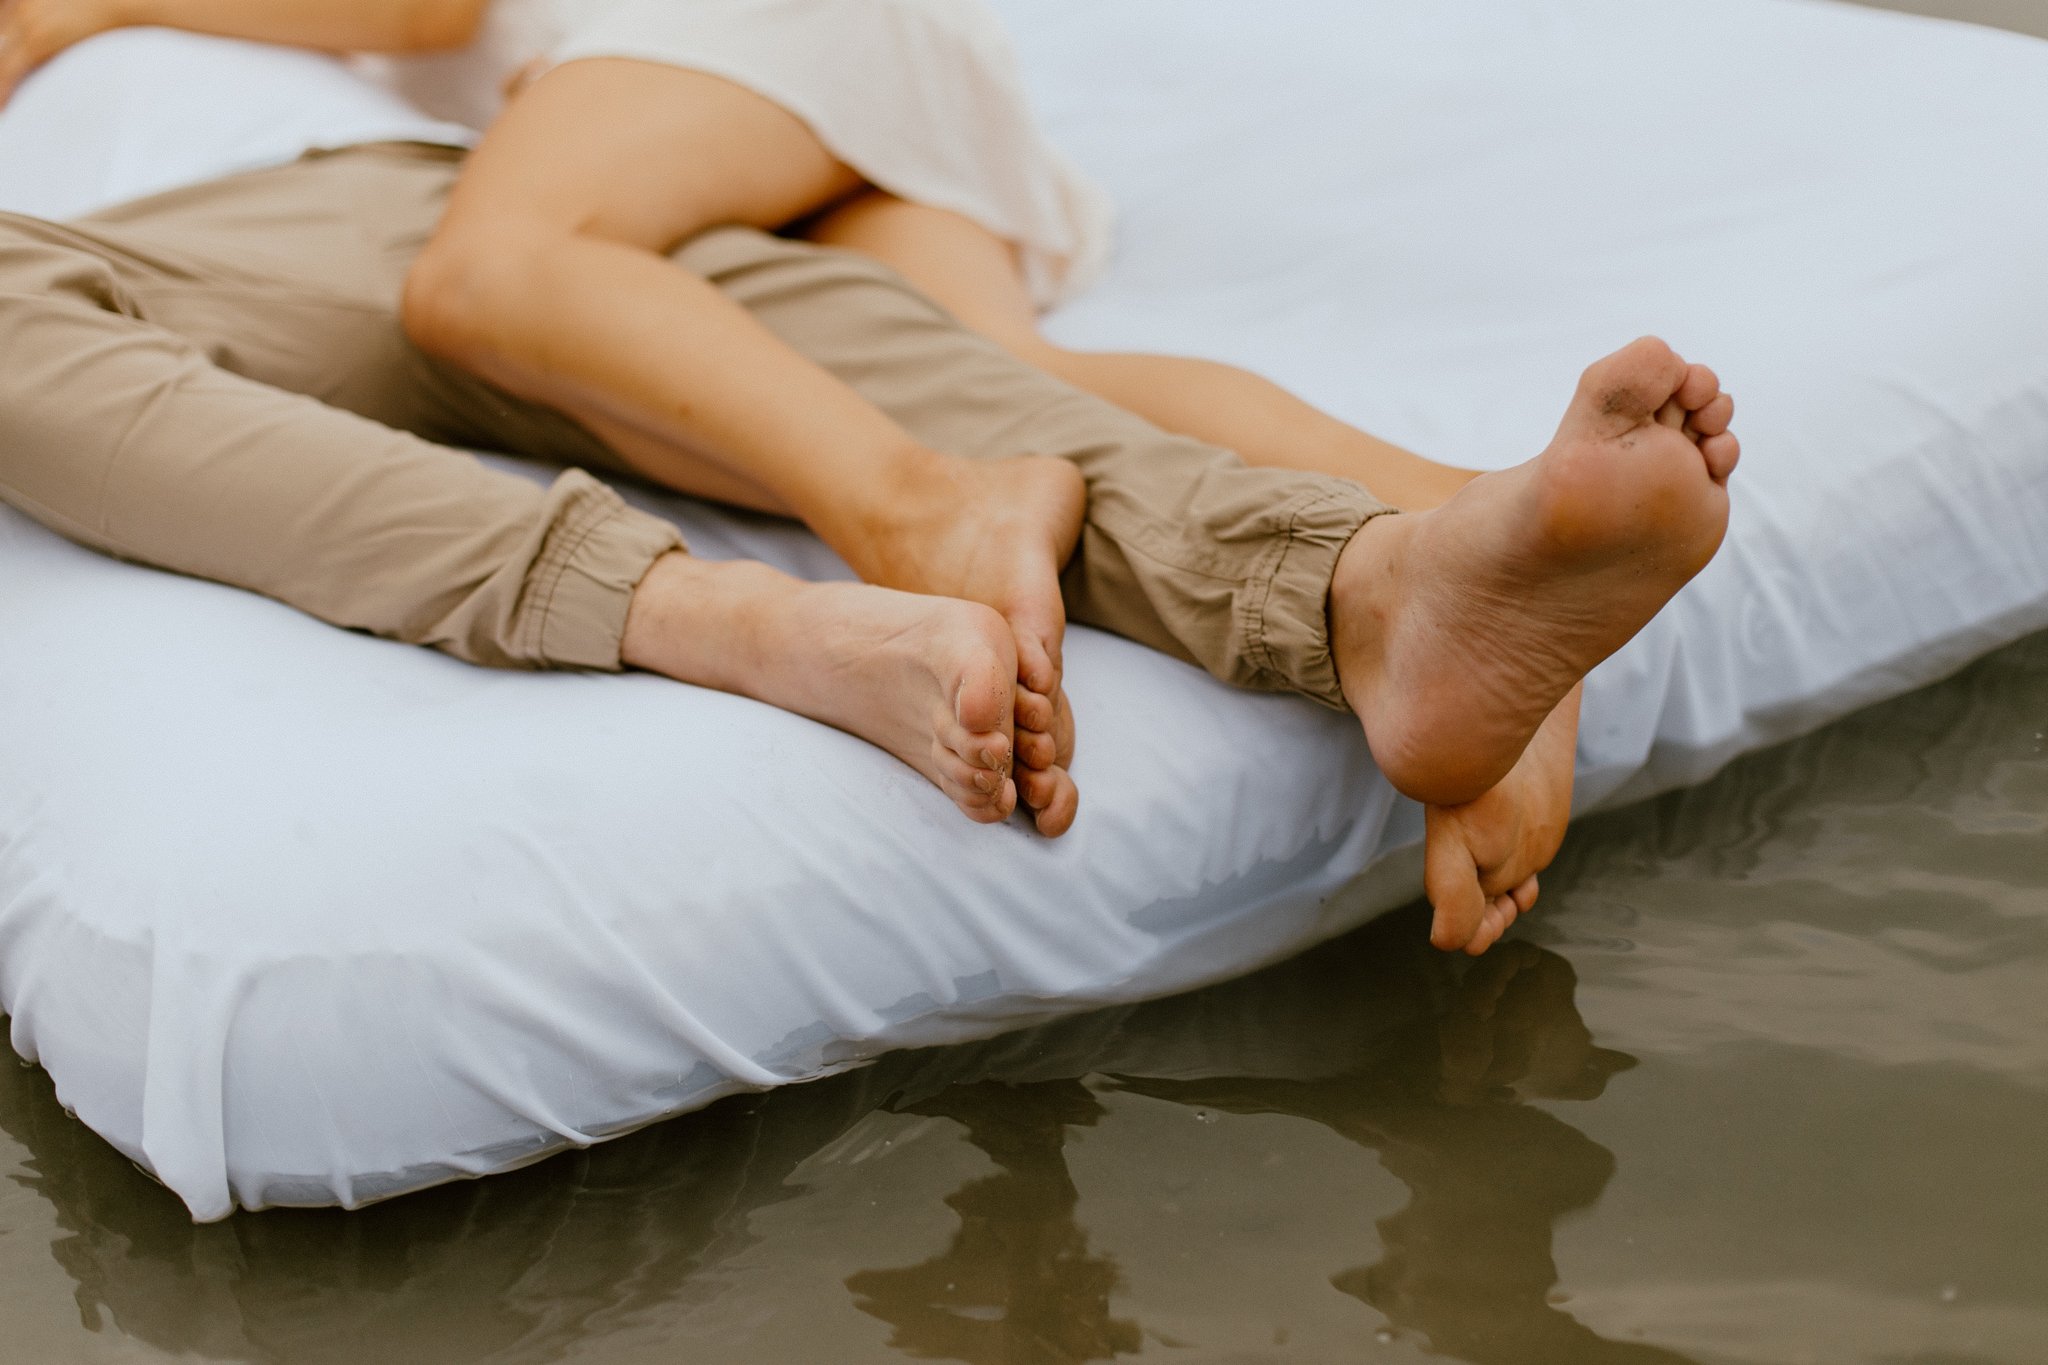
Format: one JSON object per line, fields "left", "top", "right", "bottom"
{"left": 1426, "top": 811, "right": 1496, "bottom": 951}
{"left": 1012, "top": 684, "right": 1075, "bottom": 769}
{"left": 1464, "top": 896, "right": 1519, "bottom": 956}
{"left": 1676, "top": 362, "right": 1721, "bottom": 412}
{"left": 945, "top": 782, "right": 1010, "bottom": 824}
{"left": 1578, "top": 337, "right": 1687, "bottom": 427}
{"left": 1016, "top": 726, "right": 1059, "bottom": 771}
{"left": 1014, "top": 629, "right": 1061, "bottom": 700}
{"left": 938, "top": 751, "right": 1007, "bottom": 801}
{"left": 1027, "top": 767, "right": 1080, "bottom": 837}
{"left": 943, "top": 722, "right": 1012, "bottom": 776}
{"left": 949, "top": 609, "right": 1018, "bottom": 739}
{"left": 944, "top": 770, "right": 1018, "bottom": 824}
{"left": 1015, "top": 686, "right": 1057, "bottom": 735}
{"left": 1051, "top": 686, "right": 1077, "bottom": 767}
{"left": 1018, "top": 761, "right": 1062, "bottom": 811}
{"left": 1510, "top": 876, "right": 1540, "bottom": 915}
{"left": 1687, "top": 392, "right": 1735, "bottom": 439}
{"left": 1700, "top": 432, "right": 1741, "bottom": 483}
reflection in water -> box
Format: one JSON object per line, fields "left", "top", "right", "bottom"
{"left": 5, "top": 1055, "right": 876, "bottom": 1363}
{"left": 845, "top": 1082, "right": 1141, "bottom": 1363}
{"left": 1115, "top": 945, "right": 1689, "bottom": 1364}
{"left": 0, "top": 907, "right": 1673, "bottom": 1364}
{"left": 839, "top": 932, "right": 1686, "bottom": 1365}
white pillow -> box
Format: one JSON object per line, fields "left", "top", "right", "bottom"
{"left": 0, "top": 29, "right": 470, "bottom": 221}
{"left": 4, "top": 0, "right": 2048, "bottom": 1219}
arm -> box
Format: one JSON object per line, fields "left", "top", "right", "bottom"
{"left": 0, "top": 0, "right": 490, "bottom": 104}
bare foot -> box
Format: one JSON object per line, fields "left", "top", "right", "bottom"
{"left": 1424, "top": 687, "right": 1581, "bottom": 955}
{"left": 623, "top": 554, "right": 1023, "bottom": 824}
{"left": 1333, "top": 337, "right": 1739, "bottom": 808}
{"left": 846, "top": 453, "right": 1087, "bottom": 836}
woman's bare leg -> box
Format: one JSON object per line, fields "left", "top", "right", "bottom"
{"left": 402, "top": 58, "right": 1080, "bottom": 834}
{"left": 803, "top": 193, "right": 1480, "bottom": 511}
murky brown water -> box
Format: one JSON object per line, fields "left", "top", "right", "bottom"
{"left": 8, "top": 630, "right": 2047, "bottom": 1364}
{"left": 6, "top": 4, "right": 2046, "bottom": 1362}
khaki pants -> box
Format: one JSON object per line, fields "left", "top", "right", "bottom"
{"left": 0, "top": 145, "right": 1390, "bottom": 707}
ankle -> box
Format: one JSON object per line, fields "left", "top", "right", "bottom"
{"left": 622, "top": 553, "right": 795, "bottom": 689}
{"left": 835, "top": 445, "right": 966, "bottom": 552}
{"left": 1326, "top": 512, "right": 1409, "bottom": 713}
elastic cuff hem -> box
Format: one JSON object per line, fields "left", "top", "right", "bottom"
{"left": 1252, "top": 487, "right": 1397, "bottom": 711}
{"left": 530, "top": 493, "right": 686, "bottom": 671}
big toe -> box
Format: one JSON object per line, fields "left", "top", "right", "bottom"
{"left": 1572, "top": 336, "right": 1690, "bottom": 432}
{"left": 950, "top": 613, "right": 1018, "bottom": 736}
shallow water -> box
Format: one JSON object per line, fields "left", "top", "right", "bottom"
{"left": 7, "top": 621, "right": 2048, "bottom": 1364}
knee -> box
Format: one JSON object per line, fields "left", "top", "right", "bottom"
{"left": 400, "top": 222, "right": 554, "bottom": 362}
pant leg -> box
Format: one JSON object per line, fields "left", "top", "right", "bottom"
{"left": 72, "top": 143, "right": 641, "bottom": 475}
{"left": 0, "top": 200, "right": 680, "bottom": 671}
{"left": 672, "top": 228, "right": 1393, "bottom": 710}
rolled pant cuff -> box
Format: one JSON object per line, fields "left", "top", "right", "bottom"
{"left": 518, "top": 473, "right": 685, "bottom": 671}
{"left": 1251, "top": 486, "right": 1398, "bottom": 711}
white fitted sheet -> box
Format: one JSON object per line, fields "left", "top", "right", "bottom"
{"left": 3, "top": 0, "right": 2047, "bottom": 1219}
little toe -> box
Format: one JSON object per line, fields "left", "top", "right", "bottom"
{"left": 1510, "top": 876, "right": 1540, "bottom": 914}
{"left": 1700, "top": 432, "right": 1741, "bottom": 483}
{"left": 945, "top": 782, "right": 1011, "bottom": 824}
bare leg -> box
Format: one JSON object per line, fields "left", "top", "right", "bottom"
{"left": 402, "top": 59, "right": 1081, "bottom": 834}
{"left": 622, "top": 553, "right": 1022, "bottom": 823}
{"left": 803, "top": 193, "right": 1479, "bottom": 511}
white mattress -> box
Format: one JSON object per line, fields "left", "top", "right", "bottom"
{"left": 3, "top": 0, "right": 2046, "bottom": 1220}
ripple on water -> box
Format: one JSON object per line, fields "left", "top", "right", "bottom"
{"left": 1546, "top": 634, "right": 2048, "bottom": 1087}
